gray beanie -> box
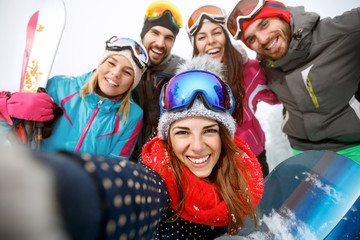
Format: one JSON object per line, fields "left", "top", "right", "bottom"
{"left": 157, "top": 55, "right": 236, "bottom": 139}
{"left": 175, "top": 54, "right": 224, "bottom": 77}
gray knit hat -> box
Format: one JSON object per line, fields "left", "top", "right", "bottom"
{"left": 157, "top": 55, "right": 236, "bottom": 139}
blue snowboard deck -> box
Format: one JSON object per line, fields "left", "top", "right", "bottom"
{"left": 217, "top": 150, "right": 360, "bottom": 239}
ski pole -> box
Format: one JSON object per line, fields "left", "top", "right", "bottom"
{"left": 35, "top": 87, "right": 47, "bottom": 151}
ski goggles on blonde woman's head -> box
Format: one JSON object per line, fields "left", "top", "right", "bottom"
{"left": 145, "top": 1, "right": 183, "bottom": 29}
{"left": 160, "top": 70, "right": 235, "bottom": 114}
{"left": 105, "top": 37, "right": 149, "bottom": 69}
{"left": 186, "top": 5, "right": 226, "bottom": 36}
{"left": 226, "top": 0, "right": 265, "bottom": 40}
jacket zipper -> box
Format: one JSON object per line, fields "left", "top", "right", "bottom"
{"left": 301, "top": 64, "right": 319, "bottom": 108}
{"left": 306, "top": 77, "right": 319, "bottom": 108}
{"left": 74, "top": 98, "right": 104, "bottom": 152}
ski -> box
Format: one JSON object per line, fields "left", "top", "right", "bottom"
{"left": 0, "top": 0, "right": 66, "bottom": 148}
{"left": 20, "top": 11, "right": 39, "bottom": 92}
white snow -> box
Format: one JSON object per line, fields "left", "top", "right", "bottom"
{"left": 216, "top": 208, "right": 318, "bottom": 240}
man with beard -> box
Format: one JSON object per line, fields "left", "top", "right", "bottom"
{"left": 226, "top": 0, "right": 360, "bottom": 163}
{"left": 131, "top": 1, "right": 185, "bottom": 162}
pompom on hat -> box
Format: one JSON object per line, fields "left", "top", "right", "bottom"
{"left": 157, "top": 55, "right": 236, "bottom": 139}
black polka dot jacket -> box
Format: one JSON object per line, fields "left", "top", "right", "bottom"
{"left": 36, "top": 134, "right": 263, "bottom": 240}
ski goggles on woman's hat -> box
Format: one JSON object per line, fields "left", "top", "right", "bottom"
{"left": 186, "top": 5, "right": 226, "bottom": 37}
{"left": 160, "top": 70, "right": 235, "bottom": 115}
{"left": 105, "top": 37, "right": 149, "bottom": 69}
{"left": 226, "top": 0, "right": 265, "bottom": 40}
{"left": 145, "top": 1, "right": 183, "bottom": 29}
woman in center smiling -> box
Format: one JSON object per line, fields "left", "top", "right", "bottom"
{"left": 141, "top": 55, "right": 264, "bottom": 239}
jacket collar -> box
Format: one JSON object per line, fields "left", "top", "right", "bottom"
{"left": 141, "top": 136, "right": 229, "bottom": 226}
{"left": 148, "top": 54, "right": 184, "bottom": 76}
{"left": 85, "top": 90, "right": 123, "bottom": 113}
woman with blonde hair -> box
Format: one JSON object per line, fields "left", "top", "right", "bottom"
{"left": 140, "top": 56, "right": 263, "bottom": 238}
{"left": 0, "top": 37, "right": 148, "bottom": 160}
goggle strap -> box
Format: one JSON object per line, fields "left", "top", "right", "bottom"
{"left": 106, "top": 37, "right": 148, "bottom": 68}
{"left": 106, "top": 45, "right": 145, "bottom": 69}
{"left": 228, "top": 0, "right": 265, "bottom": 39}
{"left": 188, "top": 13, "right": 226, "bottom": 36}
{"left": 147, "top": 10, "right": 181, "bottom": 29}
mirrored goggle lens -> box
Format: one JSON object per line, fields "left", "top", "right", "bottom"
{"left": 187, "top": 6, "right": 226, "bottom": 35}
{"left": 227, "top": 0, "right": 264, "bottom": 39}
{"left": 106, "top": 37, "right": 149, "bottom": 69}
{"left": 160, "top": 70, "right": 234, "bottom": 114}
{"left": 146, "top": 1, "right": 182, "bottom": 28}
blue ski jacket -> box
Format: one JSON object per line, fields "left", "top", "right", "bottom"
{"left": 42, "top": 71, "right": 143, "bottom": 160}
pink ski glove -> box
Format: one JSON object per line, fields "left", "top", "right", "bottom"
{"left": 0, "top": 92, "right": 54, "bottom": 125}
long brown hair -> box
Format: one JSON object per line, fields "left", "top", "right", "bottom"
{"left": 193, "top": 27, "right": 245, "bottom": 124}
{"left": 164, "top": 122, "right": 258, "bottom": 234}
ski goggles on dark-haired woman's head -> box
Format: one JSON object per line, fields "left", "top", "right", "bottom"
{"left": 105, "top": 37, "right": 149, "bottom": 69}
{"left": 226, "top": 0, "right": 265, "bottom": 40}
{"left": 160, "top": 70, "right": 235, "bottom": 114}
{"left": 145, "top": 1, "right": 183, "bottom": 29}
{"left": 186, "top": 5, "right": 226, "bottom": 36}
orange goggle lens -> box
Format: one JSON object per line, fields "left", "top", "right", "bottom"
{"left": 146, "top": 1, "right": 182, "bottom": 28}
{"left": 187, "top": 5, "right": 225, "bottom": 31}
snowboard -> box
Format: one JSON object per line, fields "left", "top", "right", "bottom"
{"left": 216, "top": 150, "right": 360, "bottom": 240}
{"left": 0, "top": 0, "right": 66, "bottom": 147}
{"left": 0, "top": 0, "right": 66, "bottom": 92}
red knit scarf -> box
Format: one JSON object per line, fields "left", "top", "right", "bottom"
{"left": 142, "top": 136, "right": 264, "bottom": 227}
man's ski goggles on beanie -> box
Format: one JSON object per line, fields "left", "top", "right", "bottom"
{"left": 186, "top": 5, "right": 226, "bottom": 37}
{"left": 145, "top": 1, "right": 183, "bottom": 29}
{"left": 160, "top": 70, "right": 235, "bottom": 114}
{"left": 226, "top": 0, "right": 265, "bottom": 40}
{"left": 105, "top": 37, "right": 149, "bottom": 69}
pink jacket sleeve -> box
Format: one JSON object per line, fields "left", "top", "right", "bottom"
{"left": 243, "top": 59, "right": 280, "bottom": 115}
